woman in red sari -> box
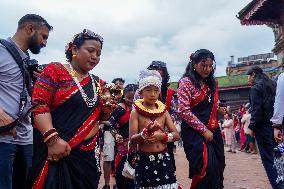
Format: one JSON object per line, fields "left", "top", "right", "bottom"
{"left": 28, "top": 29, "right": 104, "bottom": 189}
{"left": 238, "top": 105, "right": 246, "bottom": 151}
{"left": 177, "top": 49, "right": 226, "bottom": 189}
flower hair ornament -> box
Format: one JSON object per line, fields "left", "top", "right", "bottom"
{"left": 138, "top": 69, "right": 162, "bottom": 93}
{"left": 65, "top": 29, "right": 104, "bottom": 56}
{"left": 65, "top": 42, "right": 73, "bottom": 54}
{"left": 189, "top": 52, "right": 193, "bottom": 61}
{"left": 73, "top": 29, "right": 104, "bottom": 47}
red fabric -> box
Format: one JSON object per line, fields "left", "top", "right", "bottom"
{"left": 177, "top": 77, "right": 209, "bottom": 133}
{"left": 32, "top": 105, "right": 102, "bottom": 189}
{"left": 165, "top": 88, "right": 175, "bottom": 111}
{"left": 114, "top": 153, "right": 123, "bottom": 172}
{"left": 190, "top": 85, "right": 207, "bottom": 109}
{"left": 190, "top": 142, "right": 208, "bottom": 189}
{"left": 116, "top": 139, "right": 129, "bottom": 156}
{"left": 69, "top": 104, "right": 102, "bottom": 148}
{"left": 207, "top": 81, "right": 219, "bottom": 130}
{"left": 178, "top": 78, "right": 219, "bottom": 133}
{"left": 239, "top": 107, "right": 246, "bottom": 148}
{"left": 32, "top": 63, "right": 104, "bottom": 188}
{"left": 233, "top": 116, "right": 238, "bottom": 129}
{"left": 80, "top": 132, "right": 100, "bottom": 151}
{"left": 32, "top": 161, "right": 49, "bottom": 189}
{"left": 32, "top": 63, "right": 92, "bottom": 117}
{"left": 118, "top": 104, "right": 131, "bottom": 127}
{"left": 240, "top": 127, "right": 246, "bottom": 148}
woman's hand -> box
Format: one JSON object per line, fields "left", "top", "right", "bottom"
{"left": 249, "top": 131, "right": 255, "bottom": 137}
{"left": 33, "top": 69, "right": 43, "bottom": 79}
{"left": 0, "top": 108, "right": 14, "bottom": 126}
{"left": 202, "top": 130, "right": 213, "bottom": 142}
{"left": 115, "top": 134, "right": 123, "bottom": 143}
{"left": 47, "top": 138, "right": 71, "bottom": 162}
{"left": 0, "top": 128, "right": 17, "bottom": 139}
{"left": 0, "top": 108, "right": 16, "bottom": 138}
{"left": 274, "top": 128, "right": 283, "bottom": 143}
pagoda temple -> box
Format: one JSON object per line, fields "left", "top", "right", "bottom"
{"left": 238, "top": 0, "right": 284, "bottom": 68}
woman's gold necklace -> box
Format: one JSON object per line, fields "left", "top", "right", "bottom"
{"left": 69, "top": 66, "right": 87, "bottom": 78}
{"left": 69, "top": 64, "right": 98, "bottom": 107}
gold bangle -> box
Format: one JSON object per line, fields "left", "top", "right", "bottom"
{"left": 44, "top": 132, "right": 58, "bottom": 143}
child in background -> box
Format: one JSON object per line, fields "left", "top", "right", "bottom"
{"left": 222, "top": 113, "right": 236, "bottom": 153}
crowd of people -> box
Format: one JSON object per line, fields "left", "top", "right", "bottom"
{"left": 0, "top": 14, "right": 284, "bottom": 189}
{"left": 220, "top": 103, "right": 257, "bottom": 154}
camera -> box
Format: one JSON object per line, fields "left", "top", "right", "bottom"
{"left": 25, "top": 59, "right": 47, "bottom": 83}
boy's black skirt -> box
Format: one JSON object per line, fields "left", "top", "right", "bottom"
{"left": 134, "top": 149, "right": 179, "bottom": 189}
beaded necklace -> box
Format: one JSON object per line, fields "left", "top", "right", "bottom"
{"left": 69, "top": 65, "right": 98, "bottom": 107}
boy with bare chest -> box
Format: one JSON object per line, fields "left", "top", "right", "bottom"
{"left": 130, "top": 70, "right": 180, "bottom": 189}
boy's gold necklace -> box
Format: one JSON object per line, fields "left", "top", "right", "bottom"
{"left": 134, "top": 99, "right": 166, "bottom": 118}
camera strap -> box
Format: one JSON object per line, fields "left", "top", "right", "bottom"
{"left": 0, "top": 39, "right": 28, "bottom": 117}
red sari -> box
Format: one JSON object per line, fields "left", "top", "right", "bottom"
{"left": 239, "top": 108, "right": 246, "bottom": 149}
{"left": 29, "top": 63, "right": 103, "bottom": 189}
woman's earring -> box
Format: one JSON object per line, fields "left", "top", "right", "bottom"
{"left": 194, "top": 68, "right": 196, "bottom": 71}
{"left": 72, "top": 54, "right": 77, "bottom": 59}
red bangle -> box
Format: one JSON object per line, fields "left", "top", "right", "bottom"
{"left": 45, "top": 134, "right": 59, "bottom": 146}
{"left": 140, "top": 128, "right": 148, "bottom": 139}
{"left": 164, "top": 131, "right": 169, "bottom": 143}
{"left": 43, "top": 128, "right": 57, "bottom": 140}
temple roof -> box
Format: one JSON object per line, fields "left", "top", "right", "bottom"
{"left": 237, "top": 0, "right": 281, "bottom": 25}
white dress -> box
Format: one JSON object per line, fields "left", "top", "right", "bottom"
{"left": 223, "top": 119, "right": 234, "bottom": 145}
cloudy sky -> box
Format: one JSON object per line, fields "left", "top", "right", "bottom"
{"left": 0, "top": 0, "right": 275, "bottom": 84}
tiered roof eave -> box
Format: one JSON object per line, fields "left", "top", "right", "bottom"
{"left": 237, "top": 0, "right": 279, "bottom": 26}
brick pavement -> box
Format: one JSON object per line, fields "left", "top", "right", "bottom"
{"left": 98, "top": 146, "right": 271, "bottom": 189}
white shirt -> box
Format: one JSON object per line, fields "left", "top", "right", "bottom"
{"left": 241, "top": 112, "right": 251, "bottom": 134}
{"left": 271, "top": 73, "right": 284, "bottom": 125}
{"left": 222, "top": 119, "right": 233, "bottom": 129}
